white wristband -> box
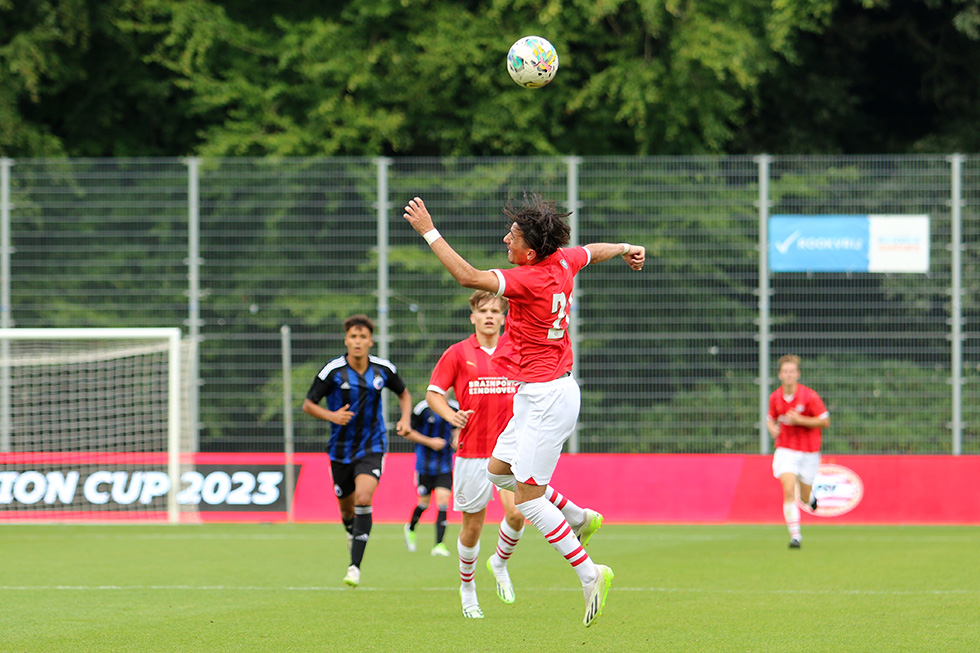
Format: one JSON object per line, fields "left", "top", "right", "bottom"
{"left": 620, "top": 242, "right": 631, "bottom": 255}
{"left": 423, "top": 229, "right": 442, "bottom": 245}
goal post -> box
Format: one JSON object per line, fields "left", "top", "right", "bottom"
{"left": 0, "top": 328, "right": 189, "bottom": 523}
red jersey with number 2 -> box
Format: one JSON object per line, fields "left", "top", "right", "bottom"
{"left": 491, "top": 246, "right": 591, "bottom": 383}
{"left": 768, "top": 383, "right": 828, "bottom": 452}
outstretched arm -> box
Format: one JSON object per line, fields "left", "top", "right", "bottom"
{"left": 403, "top": 197, "right": 500, "bottom": 293}
{"left": 585, "top": 243, "right": 645, "bottom": 270}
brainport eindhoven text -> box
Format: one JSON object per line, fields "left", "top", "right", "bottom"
{"left": 468, "top": 378, "right": 517, "bottom": 394}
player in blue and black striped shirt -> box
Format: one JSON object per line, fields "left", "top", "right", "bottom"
{"left": 402, "top": 398, "right": 459, "bottom": 557}
{"left": 303, "top": 314, "right": 412, "bottom": 588}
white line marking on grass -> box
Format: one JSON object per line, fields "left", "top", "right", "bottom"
{"left": 2, "top": 585, "right": 976, "bottom": 596}
{"left": 0, "top": 585, "right": 384, "bottom": 591}
{"left": 0, "top": 533, "right": 403, "bottom": 542}
{"left": 619, "top": 587, "right": 979, "bottom": 596}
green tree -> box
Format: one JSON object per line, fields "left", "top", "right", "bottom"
{"left": 732, "top": 0, "right": 980, "bottom": 153}
{"left": 2, "top": 0, "right": 861, "bottom": 157}
{"left": 7, "top": 1, "right": 980, "bottom": 157}
{"left": 117, "top": 0, "right": 842, "bottom": 156}
{"left": 0, "top": 0, "right": 199, "bottom": 156}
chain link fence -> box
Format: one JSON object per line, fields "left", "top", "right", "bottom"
{"left": 2, "top": 156, "right": 977, "bottom": 455}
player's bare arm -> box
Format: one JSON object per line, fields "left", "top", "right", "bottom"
{"left": 401, "top": 429, "right": 447, "bottom": 451}
{"left": 403, "top": 197, "right": 500, "bottom": 293}
{"left": 426, "top": 389, "right": 474, "bottom": 429}
{"left": 585, "top": 242, "right": 645, "bottom": 270}
{"left": 784, "top": 410, "right": 830, "bottom": 429}
{"left": 395, "top": 389, "right": 413, "bottom": 437}
{"left": 766, "top": 416, "right": 780, "bottom": 438}
{"left": 302, "top": 398, "right": 354, "bottom": 425}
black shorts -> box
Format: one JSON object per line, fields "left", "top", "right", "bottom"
{"left": 330, "top": 452, "right": 385, "bottom": 499}
{"left": 415, "top": 472, "right": 453, "bottom": 496}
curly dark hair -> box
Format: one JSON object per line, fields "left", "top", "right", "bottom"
{"left": 343, "top": 314, "right": 374, "bottom": 334}
{"left": 503, "top": 193, "right": 572, "bottom": 260}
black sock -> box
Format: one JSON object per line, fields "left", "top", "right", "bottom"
{"left": 351, "top": 505, "right": 372, "bottom": 568}
{"left": 342, "top": 515, "right": 355, "bottom": 536}
{"left": 409, "top": 504, "right": 426, "bottom": 530}
{"left": 436, "top": 506, "right": 448, "bottom": 545}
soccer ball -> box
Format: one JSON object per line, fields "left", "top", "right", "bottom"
{"left": 506, "top": 36, "right": 559, "bottom": 88}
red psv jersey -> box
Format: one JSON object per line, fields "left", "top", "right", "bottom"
{"left": 768, "top": 383, "right": 828, "bottom": 452}
{"left": 491, "top": 246, "right": 591, "bottom": 382}
{"left": 428, "top": 335, "right": 517, "bottom": 458}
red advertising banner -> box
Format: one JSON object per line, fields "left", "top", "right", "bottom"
{"left": 2, "top": 452, "right": 978, "bottom": 524}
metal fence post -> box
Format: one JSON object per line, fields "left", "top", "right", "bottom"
{"left": 184, "top": 157, "right": 202, "bottom": 453}
{"left": 949, "top": 154, "right": 964, "bottom": 455}
{"left": 281, "top": 325, "right": 295, "bottom": 521}
{"left": 0, "top": 158, "right": 11, "bottom": 453}
{"left": 375, "top": 157, "right": 393, "bottom": 419}
{"left": 566, "top": 155, "right": 582, "bottom": 454}
{"left": 756, "top": 154, "right": 772, "bottom": 455}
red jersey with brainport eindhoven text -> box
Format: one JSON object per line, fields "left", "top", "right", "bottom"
{"left": 428, "top": 334, "right": 517, "bottom": 458}
{"left": 768, "top": 383, "right": 828, "bottom": 452}
{"left": 491, "top": 246, "right": 591, "bottom": 383}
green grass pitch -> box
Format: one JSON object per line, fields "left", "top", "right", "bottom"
{"left": 2, "top": 523, "right": 978, "bottom": 651}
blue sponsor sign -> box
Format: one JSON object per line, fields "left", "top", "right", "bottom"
{"left": 769, "top": 215, "right": 869, "bottom": 272}
{"left": 769, "top": 215, "right": 930, "bottom": 273}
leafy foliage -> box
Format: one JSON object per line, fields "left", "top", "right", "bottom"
{"left": 5, "top": 1, "right": 980, "bottom": 156}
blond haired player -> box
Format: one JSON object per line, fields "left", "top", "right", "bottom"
{"left": 425, "top": 291, "right": 521, "bottom": 618}
{"left": 428, "top": 290, "right": 608, "bottom": 619}
{"left": 767, "top": 354, "right": 830, "bottom": 549}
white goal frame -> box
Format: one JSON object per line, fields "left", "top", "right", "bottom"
{"left": 0, "top": 327, "right": 183, "bottom": 522}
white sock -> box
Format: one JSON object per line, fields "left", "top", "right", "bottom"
{"left": 457, "top": 538, "right": 480, "bottom": 603}
{"left": 545, "top": 485, "right": 587, "bottom": 529}
{"left": 783, "top": 501, "right": 801, "bottom": 540}
{"left": 518, "top": 496, "right": 596, "bottom": 585}
{"left": 492, "top": 519, "right": 524, "bottom": 567}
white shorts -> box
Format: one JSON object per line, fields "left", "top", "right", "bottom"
{"left": 452, "top": 456, "right": 494, "bottom": 513}
{"left": 772, "top": 447, "right": 821, "bottom": 485}
{"left": 491, "top": 374, "right": 580, "bottom": 486}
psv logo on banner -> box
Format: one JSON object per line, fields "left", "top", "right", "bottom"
{"left": 799, "top": 463, "right": 864, "bottom": 517}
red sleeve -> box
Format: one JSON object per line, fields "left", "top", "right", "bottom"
{"left": 428, "top": 345, "right": 459, "bottom": 393}
{"left": 564, "top": 246, "right": 590, "bottom": 272}
{"left": 767, "top": 391, "right": 778, "bottom": 420}
{"left": 499, "top": 248, "right": 589, "bottom": 300}
{"left": 499, "top": 265, "right": 534, "bottom": 301}
{"left": 807, "top": 389, "right": 828, "bottom": 417}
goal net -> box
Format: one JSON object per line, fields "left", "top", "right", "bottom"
{"left": 0, "top": 328, "right": 193, "bottom": 523}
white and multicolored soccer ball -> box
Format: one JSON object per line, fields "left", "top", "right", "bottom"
{"left": 506, "top": 36, "right": 559, "bottom": 88}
